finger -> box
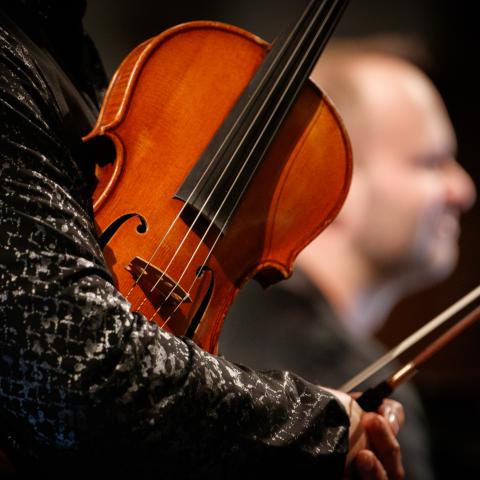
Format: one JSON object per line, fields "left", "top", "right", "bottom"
{"left": 354, "top": 450, "right": 388, "bottom": 480}
{"left": 363, "top": 413, "right": 404, "bottom": 480}
{"left": 378, "top": 399, "right": 405, "bottom": 435}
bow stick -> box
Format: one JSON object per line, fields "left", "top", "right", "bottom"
{"left": 339, "top": 286, "right": 480, "bottom": 411}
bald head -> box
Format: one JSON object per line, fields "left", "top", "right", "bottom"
{"left": 312, "top": 52, "right": 455, "bottom": 169}
{"left": 302, "top": 46, "right": 475, "bottom": 293}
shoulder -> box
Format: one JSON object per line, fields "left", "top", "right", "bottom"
{"left": 0, "top": 11, "right": 72, "bottom": 177}
{"left": 0, "top": 12, "right": 55, "bottom": 116}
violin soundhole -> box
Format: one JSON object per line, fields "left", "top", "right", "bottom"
{"left": 98, "top": 213, "right": 147, "bottom": 249}
{"left": 185, "top": 267, "right": 214, "bottom": 339}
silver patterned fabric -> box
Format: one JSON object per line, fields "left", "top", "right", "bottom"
{"left": 0, "top": 3, "right": 348, "bottom": 478}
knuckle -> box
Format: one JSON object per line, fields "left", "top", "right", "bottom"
{"left": 394, "top": 464, "right": 405, "bottom": 479}
{"left": 390, "top": 441, "right": 401, "bottom": 456}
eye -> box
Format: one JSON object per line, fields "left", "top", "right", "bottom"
{"left": 414, "top": 154, "right": 448, "bottom": 169}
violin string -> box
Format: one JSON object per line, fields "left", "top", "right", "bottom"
{"left": 150, "top": 0, "right": 342, "bottom": 324}
{"left": 151, "top": 0, "right": 341, "bottom": 323}
{"left": 339, "top": 284, "right": 480, "bottom": 393}
{"left": 130, "top": 2, "right": 316, "bottom": 309}
{"left": 148, "top": 0, "right": 340, "bottom": 321}
{"left": 126, "top": 0, "right": 322, "bottom": 306}
{"left": 133, "top": 0, "right": 337, "bottom": 311}
{"left": 159, "top": 225, "right": 227, "bottom": 329}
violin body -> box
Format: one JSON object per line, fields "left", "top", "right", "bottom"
{"left": 86, "top": 21, "right": 352, "bottom": 353}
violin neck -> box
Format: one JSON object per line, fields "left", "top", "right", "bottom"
{"left": 176, "top": 0, "right": 349, "bottom": 233}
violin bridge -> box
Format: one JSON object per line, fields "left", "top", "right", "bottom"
{"left": 125, "top": 256, "right": 191, "bottom": 306}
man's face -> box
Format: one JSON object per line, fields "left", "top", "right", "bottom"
{"left": 344, "top": 67, "right": 475, "bottom": 284}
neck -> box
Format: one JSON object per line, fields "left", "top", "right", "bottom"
{"left": 296, "top": 229, "right": 402, "bottom": 340}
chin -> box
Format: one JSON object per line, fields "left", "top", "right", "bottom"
{"left": 424, "top": 245, "right": 459, "bottom": 282}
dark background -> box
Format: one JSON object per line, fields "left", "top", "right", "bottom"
{"left": 84, "top": 1, "right": 479, "bottom": 477}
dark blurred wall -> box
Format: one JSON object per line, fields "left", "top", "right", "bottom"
{"left": 84, "top": 1, "right": 479, "bottom": 477}
{"left": 85, "top": 0, "right": 309, "bottom": 76}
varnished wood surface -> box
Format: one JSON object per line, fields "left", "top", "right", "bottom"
{"left": 86, "top": 21, "right": 352, "bottom": 352}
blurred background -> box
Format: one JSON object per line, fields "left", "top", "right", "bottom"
{"left": 85, "top": 1, "right": 479, "bottom": 477}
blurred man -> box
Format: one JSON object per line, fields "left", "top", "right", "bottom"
{"left": 220, "top": 41, "right": 476, "bottom": 480}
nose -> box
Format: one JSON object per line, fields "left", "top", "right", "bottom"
{"left": 446, "top": 160, "right": 476, "bottom": 213}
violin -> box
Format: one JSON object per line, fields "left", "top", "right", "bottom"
{"left": 86, "top": 0, "right": 352, "bottom": 353}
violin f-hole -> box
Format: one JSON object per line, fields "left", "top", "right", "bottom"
{"left": 185, "top": 266, "right": 215, "bottom": 339}
{"left": 98, "top": 213, "right": 148, "bottom": 249}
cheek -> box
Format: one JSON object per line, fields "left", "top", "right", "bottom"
{"left": 391, "top": 173, "right": 451, "bottom": 253}
{"left": 360, "top": 169, "right": 431, "bottom": 255}
{"left": 336, "top": 171, "right": 370, "bottom": 231}
{"left": 367, "top": 192, "right": 417, "bottom": 248}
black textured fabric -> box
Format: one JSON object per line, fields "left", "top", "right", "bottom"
{"left": 0, "top": 4, "right": 348, "bottom": 478}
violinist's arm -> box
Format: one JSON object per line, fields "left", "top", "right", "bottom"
{"left": 326, "top": 388, "right": 405, "bottom": 480}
